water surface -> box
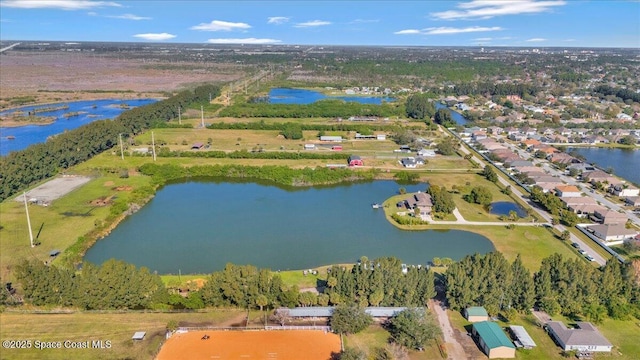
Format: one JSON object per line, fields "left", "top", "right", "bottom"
{"left": 84, "top": 180, "right": 494, "bottom": 274}
{"left": 268, "top": 88, "right": 395, "bottom": 105}
{"left": 0, "top": 99, "right": 157, "bottom": 155}
{"left": 569, "top": 147, "right": 640, "bottom": 186}
{"left": 489, "top": 202, "right": 527, "bottom": 217}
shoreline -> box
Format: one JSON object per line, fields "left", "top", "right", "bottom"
{"left": 0, "top": 96, "right": 164, "bottom": 128}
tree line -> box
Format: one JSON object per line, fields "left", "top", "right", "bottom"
{"left": 155, "top": 149, "right": 350, "bottom": 160}
{"left": 445, "top": 252, "right": 640, "bottom": 323}
{"left": 206, "top": 120, "right": 405, "bottom": 133}
{"left": 218, "top": 99, "right": 403, "bottom": 118}
{"left": 0, "top": 84, "right": 220, "bottom": 202}
{"left": 138, "top": 163, "right": 376, "bottom": 187}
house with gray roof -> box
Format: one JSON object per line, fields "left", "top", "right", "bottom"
{"left": 546, "top": 321, "right": 612, "bottom": 352}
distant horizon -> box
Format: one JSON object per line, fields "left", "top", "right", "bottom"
{"left": 2, "top": 39, "right": 639, "bottom": 50}
{"left": 1, "top": 1, "right": 638, "bottom": 48}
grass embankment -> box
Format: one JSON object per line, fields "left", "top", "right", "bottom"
{"left": 0, "top": 310, "right": 244, "bottom": 360}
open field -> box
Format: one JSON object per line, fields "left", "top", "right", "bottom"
{"left": 0, "top": 51, "right": 246, "bottom": 109}
{"left": 157, "top": 330, "right": 341, "bottom": 360}
{"left": 0, "top": 310, "right": 245, "bottom": 360}
{"left": 343, "top": 324, "right": 444, "bottom": 360}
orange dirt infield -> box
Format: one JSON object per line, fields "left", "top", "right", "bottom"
{"left": 156, "top": 330, "right": 341, "bottom": 360}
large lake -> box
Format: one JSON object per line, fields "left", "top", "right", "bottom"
{"left": 0, "top": 98, "right": 157, "bottom": 156}
{"left": 268, "top": 88, "right": 395, "bottom": 105}
{"left": 84, "top": 180, "right": 494, "bottom": 274}
{"left": 570, "top": 147, "right": 640, "bottom": 186}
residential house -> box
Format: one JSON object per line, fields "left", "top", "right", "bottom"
{"left": 555, "top": 185, "right": 582, "bottom": 198}
{"left": 548, "top": 152, "right": 578, "bottom": 165}
{"left": 593, "top": 209, "right": 628, "bottom": 225}
{"left": 472, "top": 321, "right": 516, "bottom": 359}
{"left": 589, "top": 224, "right": 637, "bottom": 244}
{"left": 546, "top": 321, "right": 612, "bottom": 353}
{"left": 625, "top": 197, "right": 640, "bottom": 207}
{"left": 417, "top": 149, "right": 436, "bottom": 157}
{"left": 401, "top": 157, "right": 417, "bottom": 168}
{"left": 406, "top": 192, "right": 433, "bottom": 215}
{"left": 348, "top": 155, "right": 363, "bottom": 167}
{"left": 320, "top": 135, "right": 343, "bottom": 142}
{"left": 304, "top": 144, "right": 316, "bottom": 150}
{"left": 610, "top": 184, "right": 640, "bottom": 197}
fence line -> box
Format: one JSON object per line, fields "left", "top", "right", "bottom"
{"left": 177, "top": 325, "right": 331, "bottom": 332}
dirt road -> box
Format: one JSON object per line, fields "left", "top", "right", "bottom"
{"left": 430, "top": 299, "right": 469, "bottom": 360}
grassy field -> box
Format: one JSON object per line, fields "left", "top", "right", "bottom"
{"left": 0, "top": 310, "right": 244, "bottom": 360}
{"left": 343, "top": 323, "right": 445, "bottom": 360}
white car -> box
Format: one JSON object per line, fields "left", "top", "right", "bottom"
{"left": 585, "top": 255, "right": 595, "bottom": 262}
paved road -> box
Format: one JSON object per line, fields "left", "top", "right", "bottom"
{"left": 452, "top": 133, "right": 608, "bottom": 265}
{"left": 0, "top": 42, "right": 20, "bottom": 53}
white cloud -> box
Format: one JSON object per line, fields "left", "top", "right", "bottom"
{"left": 133, "top": 33, "right": 176, "bottom": 41}
{"left": 526, "top": 37, "right": 547, "bottom": 42}
{"left": 267, "top": 16, "right": 289, "bottom": 24}
{"left": 473, "top": 37, "right": 493, "bottom": 41}
{"left": 431, "top": 0, "right": 566, "bottom": 20}
{"left": 294, "top": 20, "right": 331, "bottom": 28}
{"left": 108, "top": 13, "right": 151, "bottom": 20}
{"left": 394, "top": 29, "right": 422, "bottom": 35}
{"left": 207, "top": 38, "right": 282, "bottom": 44}
{"left": 1, "top": 0, "right": 121, "bottom": 10}
{"left": 395, "top": 26, "right": 502, "bottom": 35}
{"left": 191, "top": 20, "right": 251, "bottom": 32}
{"left": 87, "top": 11, "right": 97, "bottom": 15}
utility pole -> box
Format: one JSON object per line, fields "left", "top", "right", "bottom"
{"left": 151, "top": 131, "right": 156, "bottom": 161}
{"left": 119, "top": 133, "right": 124, "bottom": 160}
{"left": 178, "top": 106, "right": 181, "bottom": 125}
{"left": 201, "top": 105, "right": 204, "bottom": 128}
{"left": 23, "top": 192, "right": 34, "bottom": 247}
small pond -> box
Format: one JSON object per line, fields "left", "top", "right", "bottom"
{"left": 489, "top": 201, "right": 528, "bottom": 218}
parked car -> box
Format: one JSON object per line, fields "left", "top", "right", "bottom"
{"left": 571, "top": 242, "right": 580, "bottom": 249}
{"left": 578, "top": 249, "right": 587, "bottom": 255}
{"left": 585, "top": 255, "right": 596, "bottom": 262}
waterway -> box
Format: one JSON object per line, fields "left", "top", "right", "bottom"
{"left": 0, "top": 98, "right": 157, "bottom": 155}
{"left": 268, "top": 88, "right": 395, "bottom": 105}
{"left": 84, "top": 180, "right": 495, "bottom": 274}
{"left": 434, "top": 102, "right": 468, "bottom": 125}
{"left": 569, "top": 147, "right": 640, "bottom": 186}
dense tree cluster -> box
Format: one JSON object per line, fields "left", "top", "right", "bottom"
{"left": 404, "top": 94, "right": 435, "bottom": 120}
{"left": 15, "top": 259, "right": 166, "bottom": 309}
{"left": 534, "top": 255, "right": 640, "bottom": 321}
{"left": 138, "top": 163, "right": 376, "bottom": 187}
{"left": 482, "top": 165, "right": 498, "bottom": 183}
{"left": 156, "top": 149, "right": 350, "bottom": 160}
{"left": 200, "top": 264, "right": 297, "bottom": 309}
{"left": 433, "top": 109, "right": 455, "bottom": 127}
{"left": 388, "top": 308, "right": 441, "bottom": 350}
{"left": 593, "top": 85, "right": 640, "bottom": 103}
{"left": 445, "top": 252, "right": 535, "bottom": 315}
{"left": 207, "top": 120, "right": 410, "bottom": 133}
{"left": 465, "top": 186, "right": 493, "bottom": 206}
{"left": 218, "top": 99, "right": 401, "bottom": 118}
{"left": 427, "top": 185, "right": 456, "bottom": 214}
{"left": 330, "top": 304, "right": 373, "bottom": 335}
{"left": 325, "top": 257, "right": 435, "bottom": 307}
{"left": 0, "top": 84, "right": 220, "bottom": 202}
{"left": 435, "top": 137, "right": 458, "bottom": 156}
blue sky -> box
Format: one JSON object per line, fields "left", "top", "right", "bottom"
{"left": 1, "top": 1, "right": 639, "bottom": 47}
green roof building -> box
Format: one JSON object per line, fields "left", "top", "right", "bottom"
{"left": 464, "top": 306, "right": 489, "bottom": 322}
{"left": 472, "top": 321, "right": 516, "bottom": 359}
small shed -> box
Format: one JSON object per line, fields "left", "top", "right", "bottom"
{"left": 304, "top": 144, "right": 316, "bottom": 150}
{"left": 508, "top": 325, "right": 536, "bottom": 349}
{"left": 132, "top": 332, "right": 146, "bottom": 341}
{"left": 465, "top": 306, "right": 489, "bottom": 322}
{"left": 472, "top": 321, "right": 516, "bottom": 359}
{"left": 348, "top": 155, "right": 363, "bottom": 167}
{"left": 320, "top": 136, "right": 343, "bottom": 142}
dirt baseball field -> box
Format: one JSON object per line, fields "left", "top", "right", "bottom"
{"left": 156, "top": 330, "right": 341, "bottom": 360}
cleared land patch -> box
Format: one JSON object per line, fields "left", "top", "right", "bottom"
{"left": 156, "top": 330, "right": 341, "bottom": 360}
{"left": 15, "top": 176, "right": 91, "bottom": 204}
